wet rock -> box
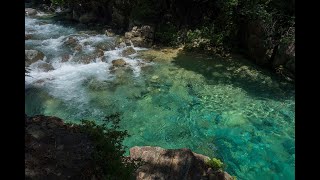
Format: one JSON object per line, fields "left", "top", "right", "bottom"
{"left": 95, "top": 49, "right": 105, "bottom": 58}
{"left": 25, "top": 50, "right": 45, "bottom": 66}
{"left": 37, "top": 62, "right": 54, "bottom": 72}
{"left": 132, "top": 30, "right": 141, "bottom": 37}
{"left": 96, "top": 43, "right": 115, "bottom": 51}
{"left": 61, "top": 54, "right": 70, "bottom": 62}
{"left": 112, "top": 59, "right": 127, "bottom": 67}
{"left": 25, "top": 8, "right": 37, "bottom": 16}
{"left": 119, "top": 42, "right": 126, "bottom": 48}
{"left": 25, "top": 34, "right": 32, "bottom": 40}
{"left": 74, "top": 44, "right": 82, "bottom": 51}
{"left": 124, "top": 25, "right": 154, "bottom": 48}
{"left": 105, "top": 29, "right": 115, "bottom": 37}
{"left": 122, "top": 47, "right": 136, "bottom": 56}
{"left": 78, "top": 55, "right": 95, "bottom": 64}
{"left": 131, "top": 37, "right": 144, "bottom": 47}
{"left": 125, "top": 32, "right": 134, "bottom": 39}
{"left": 64, "top": 37, "right": 78, "bottom": 47}
{"left": 125, "top": 39, "right": 131, "bottom": 46}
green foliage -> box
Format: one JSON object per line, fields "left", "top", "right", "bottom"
{"left": 155, "top": 23, "right": 179, "bottom": 46}
{"left": 47, "top": 0, "right": 294, "bottom": 57}
{"left": 130, "top": 0, "right": 159, "bottom": 23}
{"left": 206, "top": 157, "right": 224, "bottom": 170}
{"left": 79, "top": 113, "right": 141, "bottom": 179}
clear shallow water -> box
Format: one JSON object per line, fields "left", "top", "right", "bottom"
{"left": 25, "top": 15, "right": 295, "bottom": 180}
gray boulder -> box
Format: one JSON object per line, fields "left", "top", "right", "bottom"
{"left": 25, "top": 50, "right": 45, "bottom": 66}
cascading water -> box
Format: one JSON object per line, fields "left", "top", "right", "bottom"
{"left": 25, "top": 14, "right": 295, "bottom": 180}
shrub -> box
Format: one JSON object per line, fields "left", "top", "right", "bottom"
{"left": 154, "top": 23, "right": 179, "bottom": 46}
{"left": 206, "top": 157, "right": 224, "bottom": 170}
{"left": 78, "top": 113, "right": 141, "bottom": 179}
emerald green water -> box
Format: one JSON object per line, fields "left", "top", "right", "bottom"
{"left": 25, "top": 15, "right": 295, "bottom": 179}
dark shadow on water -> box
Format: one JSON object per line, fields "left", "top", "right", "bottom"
{"left": 171, "top": 51, "right": 295, "bottom": 101}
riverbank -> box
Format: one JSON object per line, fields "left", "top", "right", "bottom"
{"left": 25, "top": 115, "right": 234, "bottom": 180}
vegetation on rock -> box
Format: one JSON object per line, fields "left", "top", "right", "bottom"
{"left": 76, "top": 113, "right": 141, "bottom": 179}
{"left": 206, "top": 157, "right": 225, "bottom": 171}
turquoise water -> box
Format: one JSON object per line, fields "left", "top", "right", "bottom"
{"left": 25, "top": 15, "right": 295, "bottom": 179}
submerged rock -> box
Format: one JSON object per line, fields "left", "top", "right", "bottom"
{"left": 150, "top": 75, "right": 159, "bottom": 83}
{"left": 25, "top": 50, "right": 45, "bottom": 66}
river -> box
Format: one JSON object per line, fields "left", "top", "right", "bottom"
{"left": 25, "top": 14, "right": 295, "bottom": 180}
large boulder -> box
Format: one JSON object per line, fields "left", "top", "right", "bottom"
{"left": 125, "top": 32, "right": 134, "bottom": 39}
{"left": 25, "top": 8, "right": 37, "bottom": 16}
{"left": 129, "top": 146, "right": 235, "bottom": 180}
{"left": 25, "top": 115, "right": 94, "bottom": 180}
{"left": 123, "top": 25, "right": 154, "bottom": 48}
{"left": 140, "top": 25, "right": 154, "bottom": 39}
{"left": 131, "top": 37, "right": 145, "bottom": 47}
{"left": 25, "top": 50, "right": 45, "bottom": 66}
